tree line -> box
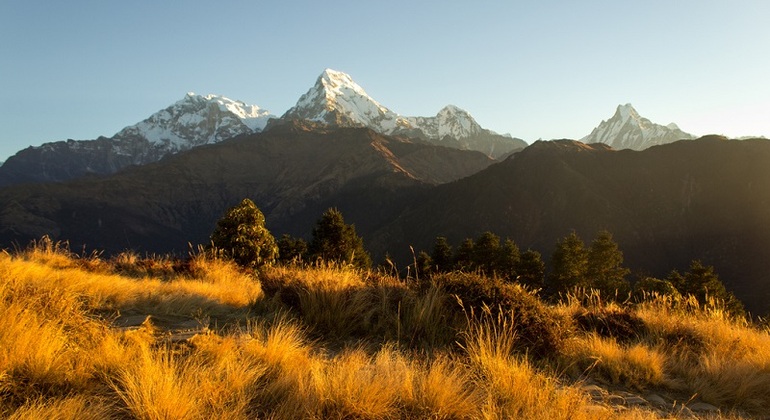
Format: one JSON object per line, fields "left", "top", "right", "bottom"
{"left": 211, "top": 198, "right": 744, "bottom": 315}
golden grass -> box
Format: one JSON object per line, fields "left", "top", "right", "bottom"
{"left": 636, "top": 297, "right": 770, "bottom": 413}
{"left": 5, "top": 396, "right": 114, "bottom": 420}
{"left": 561, "top": 334, "right": 667, "bottom": 390}
{"left": 2, "top": 242, "right": 769, "bottom": 418}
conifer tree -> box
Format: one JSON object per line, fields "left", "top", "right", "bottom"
{"left": 586, "top": 230, "right": 630, "bottom": 297}
{"left": 547, "top": 231, "right": 589, "bottom": 295}
{"left": 276, "top": 234, "right": 308, "bottom": 264}
{"left": 430, "top": 236, "right": 454, "bottom": 273}
{"left": 454, "top": 238, "right": 476, "bottom": 271}
{"left": 308, "top": 208, "right": 371, "bottom": 269}
{"left": 210, "top": 198, "right": 277, "bottom": 268}
{"left": 498, "top": 238, "right": 521, "bottom": 281}
{"left": 668, "top": 260, "right": 744, "bottom": 316}
{"left": 517, "top": 249, "right": 545, "bottom": 288}
{"left": 473, "top": 231, "right": 502, "bottom": 276}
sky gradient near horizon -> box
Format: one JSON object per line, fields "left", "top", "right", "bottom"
{"left": 2, "top": 1, "right": 769, "bottom": 161}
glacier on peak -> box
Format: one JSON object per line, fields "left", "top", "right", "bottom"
{"left": 282, "top": 69, "right": 514, "bottom": 156}
{"left": 285, "top": 68, "right": 402, "bottom": 132}
{"left": 114, "top": 92, "right": 275, "bottom": 151}
{"left": 582, "top": 104, "right": 694, "bottom": 151}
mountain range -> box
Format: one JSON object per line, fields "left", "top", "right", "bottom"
{"left": 0, "top": 69, "right": 694, "bottom": 187}
{"left": 0, "top": 120, "right": 768, "bottom": 312}
{"left": 0, "top": 69, "right": 527, "bottom": 186}
{"left": 2, "top": 69, "right": 767, "bottom": 314}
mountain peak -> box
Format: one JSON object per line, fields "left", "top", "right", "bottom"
{"left": 582, "top": 104, "right": 694, "bottom": 150}
{"left": 319, "top": 68, "right": 356, "bottom": 86}
{"left": 615, "top": 103, "right": 640, "bottom": 122}
{"left": 282, "top": 69, "right": 398, "bottom": 129}
{"left": 114, "top": 92, "right": 274, "bottom": 150}
{"left": 282, "top": 69, "right": 525, "bottom": 157}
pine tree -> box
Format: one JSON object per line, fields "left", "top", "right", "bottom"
{"left": 276, "top": 234, "right": 308, "bottom": 264}
{"left": 210, "top": 198, "right": 277, "bottom": 268}
{"left": 430, "top": 237, "right": 454, "bottom": 273}
{"left": 308, "top": 208, "right": 371, "bottom": 269}
{"left": 517, "top": 249, "right": 545, "bottom": 288}
{"left": 454, "top": 238, "right": 475, "bottom": 271}
{"left": 498, "top": 238, "right": 521, "bottom": 281}
{"left": 586, "top": 230, "right": 630, "bottom": 297}
{"left": 547, "top": 231, "right": 589, "bottom": 295}
{"left": 473, "top": 231, "right": 501, "bottom": 276}
{"left": 668, "top": 260, "right": 744, "bottom": 316}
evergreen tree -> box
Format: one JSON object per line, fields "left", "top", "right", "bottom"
{"left": 473, "top": 231, "right": 502, "bottom": 276}
{"left": 498, "top": 238, "right": 521, "bottom": 281}
{"left": 430, "top": 237, "right": 454, "bottom": 273}
{"left": 668, "top": 260, "right": 744, "bottom": 316}
{"left": 308, "top": 208, "right": 371, "bottom": 269}
{"left": 586, "top": 230, "right": 630, "bottom": 297}
{"left": 517, "top": 249, "right": 545, "bottom": 288}
{"left": 547, "top": 231, "right": 589, "bottom": 295}
{"left": 210, "top": 198, "right": 277, "bottom": 268}
{"left": 414, "top": 250, "right": 433, "bottom": 279}
{"left": 454, "top": 238, "right": 475, "bottom": 271}
{"left": 276, "top": 234, "right": 308, "bottom": 264}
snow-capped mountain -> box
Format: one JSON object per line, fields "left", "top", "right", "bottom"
{"left": 282, "top": 69, "right": 525, "bottom": 157}
{"left": 581, "top": 104, "right": 694, "bottom": 150}
{"left": 404, "top": 105, "right": 483, "bottom": 140}
{"left": 114, "top": 92, "right": 274, "bottom": 152}
{"left": 282, "top": 69, "right": 405, "bottom": 132}
{"left": 0, "top": 93, "right": 275, "bottom": 186}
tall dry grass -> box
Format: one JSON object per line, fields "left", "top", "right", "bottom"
{"left": 635, "top": 296, "right": 770, "bottom": 413}
{"left": 2, "top": 240, "right": 770, "bottom": 418}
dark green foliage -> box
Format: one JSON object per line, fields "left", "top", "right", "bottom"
{"left": 517, "top": 249, "right": 545, "bottom": 288}
{"left": 308, "top": 208, "right": 371, "bottom": 269}
{"left": 414, "top": 250, "right": 433, "bottom": 279}
{"left": 210, "top": 198, "right": 277, "bottom": 268}
{"left": 574, "top": 307, "right": 647, "bottom": 343}
{"left": 473, "top": 231, "right": 502, "bottom": 275}
{"left": 586, "top": 230, "right": 631, "bottom": 298}
{"left": 453, "top": 238, "right": 475, "bottom": 271}
{"left": 430, "top": 237, "right": 453, "bottom": 272}
{"left": 547, "top": 231, "right": 589, "bottom": 295}
{"left": 432, "top": 271, "right": 573, "bottom": 358}
{"left": 277, "top": 234, "right": 308, "bottom": 264}
{"left": 498, "top": 239, "right": 521, "bottom": 281}
{"left": 667, "top": 260, "right": 744, "bottom": 316}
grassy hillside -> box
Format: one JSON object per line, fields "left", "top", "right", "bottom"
{"left": 1, "top": 239, "right": 768, "bottom": 419}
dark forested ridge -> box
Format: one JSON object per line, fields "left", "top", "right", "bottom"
{"left": 1, "top": 132, "right": 769, "bottom": 313}
{"left": 371, "top": 136, "right": 770, "bottom": 313}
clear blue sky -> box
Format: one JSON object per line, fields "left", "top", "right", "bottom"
{"left": 2, "top": 0, "right": 769, "bottom": 161}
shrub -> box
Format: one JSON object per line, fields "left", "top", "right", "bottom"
{"left": 433, "top": 272, "right": 573, "bottom": 358}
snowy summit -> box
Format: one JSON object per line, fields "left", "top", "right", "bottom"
{"left": 581, "top": 104, "right": 694, "bottom": 150}
{"left": 282, "top": 69, "right": 523, "bottom": 157}
{"left": 114, "top": 93, "right": 275, "bottom": 152}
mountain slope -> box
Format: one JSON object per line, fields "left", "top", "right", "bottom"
{"left": 0, "top": 121, "right": 493, "bottom": 254}
{"left": 581, "top": 104, "right": 695, "bottom": 150}
{"left": 0, "top": 93, "right": 274, "bottom": 186}
{"left": 283, "top": 69, "right": 527, "bottom": 158}
{"left": 370, "top": 136, "right": 770, "bottom": 314}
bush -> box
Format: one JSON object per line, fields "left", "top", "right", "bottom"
{"left": 432, "top": 272, "right": 573, "bottom": 358}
